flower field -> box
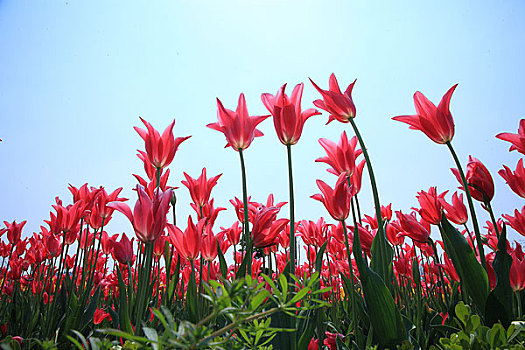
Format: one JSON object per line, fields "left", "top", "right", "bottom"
{"left": 1, "top": 75, "right": 524, "bottom": 349}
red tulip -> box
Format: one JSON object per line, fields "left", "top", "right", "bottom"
{"left": 251, "top": 207, "right": 289, "bottom": 249}
{"left": 112, "top": 233, "right": 134, "bottom": 265}
{"left": 316, "top": 131, "right": 362, "bottom": 178}
{"left": 386, "top": 220, "right": 405, "bottom": 246}
{"left": 134, "top": 117, "right": 190, "bottom": 169}
{"left": 88, "top": 187, "right": 127, "bottom": 229}
{"left": 208, "top": 93, "right": 269, "bottom": 151}
{"left": 298, "top": 218, "right": 329, "bottom": 247}
{"left": 496, "top": 119, "right": 525, "bottom": 155}
{"left": 510, "top": 250, "right": 525, "bottom": 292}
{"left": 393, "top": 84, "right": 457, "bottom": 144}
{"left": 182, "top": 168, "right": 222, "bottom": 208}
{"left": 324, "top": 332, "right": 345, "bottom": 350}
{"left": 363, "top": 204, "right": 393, "bottom": 230}
{"left": 201, "top": 227, "right": 218, "bottom": 262}
{"left": 440, "top": 191, "right": 468, "bottom": 225}
{"left": 503, "top": 206, "right": 525, "bottom": 237}
{"left": 451, "top": 156, "right": 494, "bottom": 203}
{"left": 3, "top": 220, "right": 26, "bottom": 246}
{"left": 308, "top": 338, "right": 319, "bottom": 350}
{"left": 221, "top": 221, "right": 242, "bottom": 246}
{"left": 415, "top": 187, "right": 446, "bottom": 225}
{"left": 396, "top": 211, "right": 430, "bottom": 243}
{"left": 311, "top": 174, "right": 353, "bottom": 222}
{"left": 499, "top": 159, "right": 525, "bottom": 198}
{"left": 350, "top": 159, "right": 366, "bottom": 196}
{"left": 93, "top": 308, "right": 111, "bottom": 324}
{"left": 310, "top": 73, "right": 357, "bottom": 124}
{"left": 167, "top": 216, "right": 204, "bottom": 261}
{"left": 108, "top": 185, "right": 172, "bottom": 243}
{"left": 190, "top": 200, "right": 226, "bottom": 230}
{"left": 261, "top": 83, "right": 320, "bottom": 145}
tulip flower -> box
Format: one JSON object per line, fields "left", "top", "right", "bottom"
{"left": 309, "top": 73, "right": 357, "bottom": 124}
{"left": 3, "top": 220, "right": 26, "bottom": 246}
{"left": 134, "top": 117, "right": 190, "bottom": 169}
{"left": 221, "top": 221, "right": 242, "bottom": 246}
{"left": 201, "top": 227, "right": 218, "bottom": 262}
{"left": 311, "top": 173, "right": 353, "bottom": 222}
{"left": 510, "top": 250, "right": 525, "bottom": 292}
{"left": 503, "top": 206, "right": 525, "bottom": 237}
{"left": 499, "top": 159, "right": 525, "bottom": 198}
{"left": 112, "top": 233, "right": 134, "bottom": 265}
{"left": 93, "top": 308, "right": 111, "bottom": 324}
{"left": 182, "top": 168, "right": 222, "bottom": 208}
{"left": 496, "top": 118, "right": 525, "bottom": 155}
{"left": 167, "top": 216, "right": 204, "bottom": 261}
{"left": 250, "top": 206, "right": 289, "bottom": 249}
{"left": 316, "top": 131, "right": 362, "bottom": 178}
{"left": 438, "top": 191, "right": 468, "bottom": 226}
{"left": 108, "top": 185, "right": 172, "bottom": 243}
{"left": 261, "top": 83, "right": 320, "bottom": 145}
{"left": 207, "top": 93, "right": 269, "bottom": 151}
{"left": 392, "top": 84, "right": 457, "bottom": 144}
{"left": 396, "top": 211, "right": 430, "bottom": 243}
{"left": 414, "top": 187, "right": 446, "bottom": 225}
{"left": 451, "top": 156, "right": 494, "bottom": 204}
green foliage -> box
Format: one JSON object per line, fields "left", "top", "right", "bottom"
{"left": 436, "top": 302, "right": 525, "bottom": 349}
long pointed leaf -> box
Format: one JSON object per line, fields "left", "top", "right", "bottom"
{"left": 485, "top": 225, "right": 515, "bottom": 327}
{"left": 353, "top": 225, "right": 406, "bottom": 348}
{"left": 439, "top": 215, "right": 488, "bottom": 313}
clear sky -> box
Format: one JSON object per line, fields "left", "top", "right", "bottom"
{"left": 1, "top": 0, "right": 524, "bottom": 248}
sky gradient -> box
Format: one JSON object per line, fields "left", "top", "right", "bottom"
{"left": 1, "top": 1, "right": 524, "bottom": 248}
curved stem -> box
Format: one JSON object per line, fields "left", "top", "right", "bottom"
{"left": 286, "top": 144, "right": 296, "bottom": 275}
{"left": 445, "top": 141, "right": 486, "bottom": 270}
{"left": 349, "top": 119, "right": 388, "bottom": 270}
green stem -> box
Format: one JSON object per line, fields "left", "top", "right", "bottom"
{"left": 286, "top": 144, "right": 296, "bottom": 275}
{"left": 445, "top": 141, "right": 487, "bottom": 270}
{"left": 238, "top": 148, "right": 252, "bottom": 276}
{"left": 342, "top": 220, "right": 357, "bottom": 342}
{"left": 463, "top": 224, "right": 478, "bottom": 256}
{"left": 485, "top": 201, "right": 501, "bottom": 239}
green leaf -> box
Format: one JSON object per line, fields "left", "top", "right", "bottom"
{"left": 288, "top": 287, "right": 310, "bottom": 306}
{"left": 353, "top": 224, "right": 406, "bottom": 348}
{"left": 217, "top": 242, "right": 228, "bottom": 279}
{"left": 455, "top": 302, "right": 470, "bottom": 327}
{"left": 79, "top": 287, "right": 101, "bottom": 332}
{"left": 487, "top": 323, "right": 507, "bottom": 348}
{"left": 370, "top": 222, "right": 394, "bottom": 288}
{"left": 439, "top": 215, "right": 489, "bottom": 313}
{"left": 116, "top": 266, "right": 134, "bottom": 334}
{"left": 251, "top": 289, "right": 270, "bottom": 310}
{"left": 315, "top": 240, "right": 328, "bottom": 274}
{"left": 485, "top": 225, "right": 515, "bottom": 328}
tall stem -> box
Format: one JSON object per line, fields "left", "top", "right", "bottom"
{"left": 238, "top": 149, "right": 252, "bottom": 275}
{"left": 445, "top": 141, "right": 486, "bottom": 270}
{"left": 349, "top": 119, "right": 388, "bottom": 267}
{"left": 342, "top": 221, "right": 357, "bottom": 340}
{"left": 286, "top": 144, "right": 296, "bottom": 275}
{"left": 349, "top": 120, "right": 383, "bottom": 235}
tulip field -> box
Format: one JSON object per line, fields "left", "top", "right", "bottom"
{"left": 1, "top": 75, "right": 525, "bottom": 349}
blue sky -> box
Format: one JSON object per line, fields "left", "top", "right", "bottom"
{"left": 1, "top": 0, "right": 524, "bottom": 248}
